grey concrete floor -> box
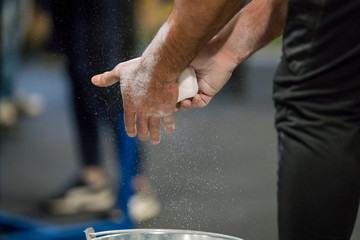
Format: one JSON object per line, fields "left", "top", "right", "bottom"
{"left": 1, "top": 46, "right": 360, "bottom": 240}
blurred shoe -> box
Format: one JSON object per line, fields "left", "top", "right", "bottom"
{"left": 128, "top": 175, "right": 161, "bottom": 222}
{"left": 0, "top": 94, "right": 44, "bottom": 127}
{"left": 128, "top": 191, "right": 161, "bottom": 223}
{"left": 42, "top": 179, "right": 116, "bottom": 215}
{"left": 0, "top": 99, "right": 18, "bottom": 127}
{"left": 16, "top": 93, "right": 44, "bottom": 117}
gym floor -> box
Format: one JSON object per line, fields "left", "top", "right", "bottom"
{"left": 1, "top": 45, "right": 360, "bottom": 240}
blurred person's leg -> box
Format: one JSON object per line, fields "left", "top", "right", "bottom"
{"left": 42, "top": 0, "right": 122, "bottom": 215}
{"left": 1, "top": 0, "right": 22, "bottom": 126}
{"left": 71, "top": 0, "right": 134, "bottom": 188}
{"left": 0, "top": 0, "right": 43, "bottom": 127}
{"left": 274, "top": 54, "right": 360, "bottom": 240}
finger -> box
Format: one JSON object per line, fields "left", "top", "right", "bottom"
{"left": 137, "top": 115, "right": 149, "bottom": 141}
{"left": 180, "top": 99, "right": 192, "bottom": 110}
{"left": 175, "top": 103, "right": 181, "bottom": 112}
{"left": 163, "top": 115, "right": 175, "bottom": 133}
{"left": 149, "top": 117, "right": 161, "bottom": 145}
{"left": 91, "top": 68, "right": 119, "bottom": 87}
{"left": 124, "top": 111, "right": 137, "bottom": 137}
{"left": 192, "top": 94, "right": 212, "bottom": 108}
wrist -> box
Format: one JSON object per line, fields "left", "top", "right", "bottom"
{"left": 139, "top": 55, "right": 179, "bottom": 87}
{"left": 141, "top": 21, "right": 186, "bottom": 85}
{"left": 207, "top": 34, "right": 240, "bottom": 72}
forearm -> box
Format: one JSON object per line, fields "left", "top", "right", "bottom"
{"left": 213, "top": 0, "right": 288, "bottom": 65}
{"left": 141, "top": 0, "right": 244, "bottom": 83}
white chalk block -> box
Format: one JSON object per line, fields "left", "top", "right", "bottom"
{"left": 177, "top": 67, "right": 198, "bottom": 102}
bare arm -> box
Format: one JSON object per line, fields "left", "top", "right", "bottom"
{"left": 92, "top": 0, "right": 244, "bottom": 144}
{"left": 180, "top": 0, "right": 287, "bottom": 109}
{"left": 222, "top": 0, "right": 287, "bottom": 65}
{"left": 142, "top": 0, "right": 244, "bottom": 81}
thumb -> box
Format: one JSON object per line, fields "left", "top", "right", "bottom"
{"left": 91, "top": 65, "right": 121, "bottom": 87}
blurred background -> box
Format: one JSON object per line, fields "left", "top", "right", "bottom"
{"left": 1, "top": 0, "right": 360, "bottom": 240}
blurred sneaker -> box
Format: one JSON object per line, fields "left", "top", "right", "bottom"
{"left": 16, "top": 93, "right": 44, "bottom": 117}
{"left": 0, "top": 98, "right": 18, "bottom": 127}
{"left": 0, "top": 94, "right": 44, "bottom": 127}
{"left": 128, "top": 175, "right": 161, "bottom": 222}
{"left": 128, "top": 191, "right": 161, "bottom": 223}
{"left": 42, "top": 179, "right": 116, "bottom": 215}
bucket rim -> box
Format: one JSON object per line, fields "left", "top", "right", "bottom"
{"left": 85, "top": 228, "right": 244, "bottom": 240}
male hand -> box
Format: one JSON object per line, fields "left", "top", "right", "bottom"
{"left": 92, "top": 57, "right": 179, "bottom": 145}
{"left": 178, "top": 38, "right": 239, "bottom": 110}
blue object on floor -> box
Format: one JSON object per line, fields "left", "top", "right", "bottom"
{"left": 0, "top": 112, "right": 138, "bottom": 240}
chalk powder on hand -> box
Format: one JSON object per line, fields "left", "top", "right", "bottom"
{"left": 120, "top": 22, "right": 198, "bottom": 105}
{"left": 119, "top": 22, "right": 171, "bottom": 105}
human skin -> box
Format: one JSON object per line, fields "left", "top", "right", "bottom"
{"left": 91, "top": 0, "right": 243, "bottom": 145}
{"left": 92, "top": 0, "right": 287, "bottom": 144}
{"left": 180, "top": 0, "right": 287, "bottom": 109}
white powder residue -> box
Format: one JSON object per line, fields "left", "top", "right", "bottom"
{"left": 119, "top": 22, "right": 171, "bottom": 105}
{"left": 143, "top": 21, "right": 170, "bottom": 60}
